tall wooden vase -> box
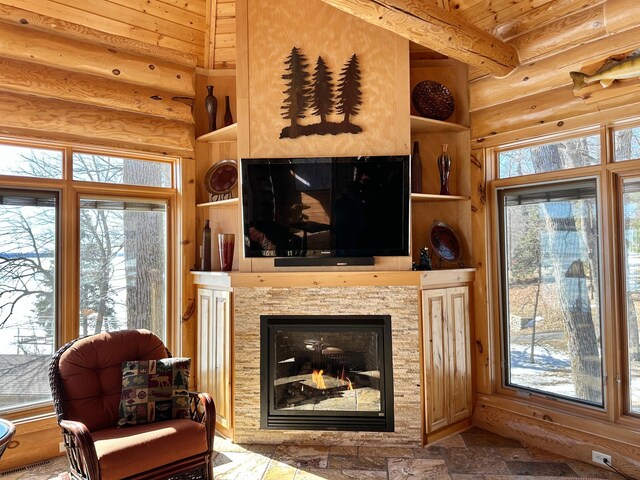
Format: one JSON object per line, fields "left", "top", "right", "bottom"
{"left": 201, "top": 220, "right": 212, "bottom": 271}
{"left": 411, "top": 141, "right": 422, "bottom": 193}
{"left": 224, "top": 95, "right": 233, "bottom": 127}
{"left": 437, "top": 144, "right": 451, "bottom": 195}
{"left": 205, "top": 85, "right": 218, "bottom": 132}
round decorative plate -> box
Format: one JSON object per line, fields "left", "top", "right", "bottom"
{"left": 411, "top": 80, "right": 455, "bottom": 121}
{"left": 204, "top": 159, "right": 238, "bottom": 195}
{"left": 429, "top": 220, "right": 461, "bottom": 263}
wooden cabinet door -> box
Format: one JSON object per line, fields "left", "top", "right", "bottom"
{"left": 212, "top": 289, "right": 232, "bottom": 429}
{"left": 447, "top": 286, "right": 472, "bottom": 424}
{"left": 196, "top": 288, "right": 214, "bottom": 395}
{"left": 196, "top": 287, "right": 233, "bottom": 432}
{"left": 422, "top": 289, "right": 450, "bottom": 433}
{"left": 422, "top": 286, "right": 472, "bottom": 433}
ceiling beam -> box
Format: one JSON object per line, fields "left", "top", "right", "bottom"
{"left": 317, "top": 0, "right": 519, "bottom": 77}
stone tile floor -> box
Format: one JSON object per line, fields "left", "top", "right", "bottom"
{"left": 0, "top": 428, "right": 626, "bottom": 480}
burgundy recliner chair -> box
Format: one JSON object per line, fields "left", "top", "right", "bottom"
{"left": 49, "top": 329, "right": 215, "bottom": 480}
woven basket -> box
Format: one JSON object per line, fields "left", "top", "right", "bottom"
{"left": 411, "top": 80, "right": 455, "bottom": 121}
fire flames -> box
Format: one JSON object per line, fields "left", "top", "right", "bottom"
{"left": 311, "top": 368, "right": 353, "bottom": 391}
{"left": 340, "top": 367, "right": 353, "bottom": 390}
{"left": 312, "top": 369, "right": 326, "bottom": 389}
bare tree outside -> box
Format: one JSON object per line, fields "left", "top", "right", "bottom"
{"left": 0, "top": 147, "right": 169, "bottom": 410}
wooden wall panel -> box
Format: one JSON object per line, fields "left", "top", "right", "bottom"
{"left": 246, "top": 0, "right": 410, "bottom": 158}
{"left": 212, "top": 0, "right": 236, "bottom": 68}
{"left": 470, "top": 148, "right": 491, "bottom": 394}
{"left": 180, "top": 158, "right": 197, "bottom": 363}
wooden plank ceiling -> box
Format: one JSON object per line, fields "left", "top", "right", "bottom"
{"left": 0, "top": 0, "right": 621, "bottom": 71}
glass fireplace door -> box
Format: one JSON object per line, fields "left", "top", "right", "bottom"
{"left": 261, "top": 315, "right": 394, "bottom": 432}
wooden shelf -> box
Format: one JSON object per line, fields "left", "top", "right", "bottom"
{"left": 196, "top": 198, "right": 239, "bottom": 208}
{"left": 410, "top": 115, "right": 468, "bottom": 134}
{"left": 411, "top": 193, "right": 469, "bottom": 202}
{"left": 196, "top": 123, "right": 237, "bottom": 143}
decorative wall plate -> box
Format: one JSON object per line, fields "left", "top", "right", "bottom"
{"left": 429, "top": 220, "right": 461, "bottom": 264}
{"left": 204, "top": 159, "right": 238, "bottom": 200}
{"left": 411, "top": 80, "right": 455, "bottom": 121}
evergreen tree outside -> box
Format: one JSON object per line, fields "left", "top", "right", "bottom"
{"left": 336, "top": 54, "right": 363, "bottom": 125}
{"left": 311, "top": 56, "right": 335, "bottom": 124}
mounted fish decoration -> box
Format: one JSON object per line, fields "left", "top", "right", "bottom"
{"left": 570, "top": 49, "right": 640, "bottom": 91}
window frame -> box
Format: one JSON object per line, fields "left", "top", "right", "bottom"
{"left": 613, "top": 167, "right": 640, "bottom": 422}
{"left": 0, "top": 137, "right": 181, "bottom": 418}
{"left": 488, "top": 130, "right": 616, "bottom": 423}
{"left": 496, "top": 176, "right": 606, "bottom": 409}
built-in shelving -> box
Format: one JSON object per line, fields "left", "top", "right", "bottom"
{"left": 196, "top": 198, "right": 239, "bottom": 208}
{"left": 410, "top": 115, "right": 468, "bottom": 134}
{"left": 196, "top": 123, "right": 238, "bottom": 143}
{"left": 411, "top": 193, "right": 469, "bottom": 202}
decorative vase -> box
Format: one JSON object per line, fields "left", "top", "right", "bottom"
{"left": 223, "top": 95, "right": 233, "bottom": 127}
{"left": 411, "top": 141, "right": 422, "bottom": 193}
{"left": 204, "top": 85, "right": 217, "bottom": 132}
{"left": 201, "top": 220, "right": 211, "bottom": 271}
{"left": 437, "top": 144, "right": 451, "bottom": 196}
{"left": 218, "top": 233, "right": 235, "bottom": 272}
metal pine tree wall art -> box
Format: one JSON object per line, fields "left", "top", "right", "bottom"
{"left": 336, "top": 53, "right": 363, "bottom": 133}
{"left": 280, "top": 47, "right": 363, "bottom": 139}
{"left": 281, "top": 46, "right": 311, "bottom": 138}
{"left": 312, "top": 56, "right": 334, "bottom": 126}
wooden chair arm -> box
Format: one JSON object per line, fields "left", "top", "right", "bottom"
{"left": 59, "top": 419, "right": 100, "bottom": 480}
{"left": 189, "top": 392, "right": 216, "bottom": 452}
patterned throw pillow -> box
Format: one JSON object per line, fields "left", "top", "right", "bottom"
{"left": 117, "top": 357, "right": 191, "bottom": 427}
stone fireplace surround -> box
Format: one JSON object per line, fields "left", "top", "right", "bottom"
{"left": 233, "top": 283, "right": 422, "bottom": 446}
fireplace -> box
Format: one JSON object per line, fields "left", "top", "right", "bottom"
{"left": 260, "top": 315, "right": 394, "bottom": 431}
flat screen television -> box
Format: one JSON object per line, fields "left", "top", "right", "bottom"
{"left": 241, "top": 155, "right": 409, "bottom": 259}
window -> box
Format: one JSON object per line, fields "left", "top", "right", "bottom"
{"left": 73, "top": 153, "right": 172, "bottom": 187}
{"left": 499, "top": 180, "right": 603, "bottom": 406}
{"left": 0, "top": 139, "right": 177, "bottom": 413}
{"left": 79, "top": 199, "right": 167, "bottom": 339}
{"left": 0, "top": 144, "right": 63, "bottom": 179}
{"left": 498, "top": 134, "right": 600, "bottom": 179}
{"left": 0, "top": 190, "right": 57, "bottom": 409}
{"left": 622, "top": 179, "right": 640, "bottom": 413}
{"left": 614, "top": 126, "right": 640, "bottom": 162}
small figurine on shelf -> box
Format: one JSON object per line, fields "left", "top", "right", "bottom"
{"left": 411, "top": 246, "right": 433, "bottom": 271}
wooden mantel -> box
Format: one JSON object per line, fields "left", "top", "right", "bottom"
{"left": 192, "top": 268, "right": 476, "bottom": 288}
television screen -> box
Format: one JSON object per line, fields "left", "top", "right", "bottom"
{"left": 241, "top": 155, "right": 409, "bottom": 258}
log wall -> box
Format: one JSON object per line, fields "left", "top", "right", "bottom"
{"left": 469, "top": 0, "right": 640, "bottom": 145}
